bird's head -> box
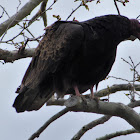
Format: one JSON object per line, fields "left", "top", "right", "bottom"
{"left": 129, "top": 19, "right": 140, "bottom": 41}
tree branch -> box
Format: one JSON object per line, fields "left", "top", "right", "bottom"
{"left": 113, "top": 0, "right": 121, "bottom": 15}
{"left": 66, "top": 2, "right": 82, "bottom": 21}
{"left": 46, "top": 84, "right": 140, "bottom": 107}
{"left": 0, "top": 0, "right": 43, "bottom": 37}
{"left": 127, "top": 100, "right": 140, "bottom": 108}
{"left": 28, "top": 108, "right": 70, "bottom": 140}
{"left": 65, "top": 96, "right": 140, "bottom": 132}
{"left": 29, "top": 97, "right": 140, "bottom": 140}
{"left": 47, "top": 99, "right": 65, "bottom": 106}
{"left": 96, "top": 84, "right": 140, "bottom": 97}
{"left": 70, "top": 99, "right": 140, "bottom": 140}
{"left": 96, "top": 128, "right": 139, "bottom": 140}
{"left": 0, "top": 48, "right": 35, "bottom": 62}
{"left": 28, "top": 0, "right": 48, "bottom": 27}
{"left": 71, "top": 115, "right": 111, "bottom": 140}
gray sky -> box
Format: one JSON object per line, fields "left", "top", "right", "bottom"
{"left": 0, "top": 0, "right": 140, "bottom": 139}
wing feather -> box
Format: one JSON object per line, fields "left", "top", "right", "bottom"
{"left": 13, "top": 21, "right": 84, "bottom": 112}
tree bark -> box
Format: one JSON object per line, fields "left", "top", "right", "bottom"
{"left": 65, "top": 96, "right": 140, "bottom": 132}
{"left": 0, "top": 48, "right": 35, "bottom": 62}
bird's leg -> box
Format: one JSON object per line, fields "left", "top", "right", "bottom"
{"left": 74, "top": 85, "right": 81, "bottom": 96}
{"left": 73, "top": 85, "right": 88, "bottom": 104}
{"left": 90, "top": 86, "right": 94, "bottom": 98}
{"left": 90, "top": 85, "right": 99, "bottom": 109}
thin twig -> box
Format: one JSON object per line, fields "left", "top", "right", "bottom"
{"left": 108, "top": 75, "right": 130, "bottom": 83}
{"left": 1, "top": 0, "right": 22, "bottom": 41}
{"left": 0, "top": 6, "right": 5, "bottom": 18}
{"left": 0, "top": 5, "right": 10, "bottom": 18}
{"left": 136, "top": 15, "right": 140, "bottom": 19}
{"left": 17, "top": 23, "right": 35, "bottom": 39}
{"left": 1, "top": 27, "right": 25, "bottom": 43}
{"left": 17, "top": 0, "right": 21, "bottom": 11}
{"left": 66, "top": 2, "right": 82, "bottom": 21}
{"left": 121, "top": 57, "right": 133, "bottom": 68}
{"left": 114, "top": 0, "right": 120, "bottom": 15}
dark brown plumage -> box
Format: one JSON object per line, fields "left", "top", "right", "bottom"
{"left": 13, "top": 15, "right": 140, "bottom": 112}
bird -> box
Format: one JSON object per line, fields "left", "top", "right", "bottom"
{"left": 13, "top": 15, "right": 140, "bottom": 113}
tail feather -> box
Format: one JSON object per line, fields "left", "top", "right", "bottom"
{"left": 13, "top": 86, "right": 54, "bottom": 113}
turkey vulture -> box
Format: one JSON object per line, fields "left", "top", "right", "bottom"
{"left": 13, "top": 15, "right": 140, "bottom": 112}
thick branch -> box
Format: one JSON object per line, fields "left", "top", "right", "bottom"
{"left": 71, "top": 99, "right": 140, "bottom": 140}
{"left": 47, "top": 99, "right": 65, "bottom": 106}
{"left": 29, "top": 98, "right": 140, "bottom": 139}
{"left": 47, "top": 84, "right": 140, "bottom": 107}
{"left": 0, "top": 0, "right": 43, "bottom": 37}
{"left": 128, "top": 100, "right": 140, "bottom": 108}
{"left": 65, "top": 96, "right": 140, "bottom": 132}
{"left": 71, "top": 115, "right": 111, "bottom": 140}
{"left": 97, "top": 128, "right": 139, "bottom": 140}
{"left": 28, "top": 0, "right": 48, "bottom": 27}
{"left": 0, "top": 48, "right": 35, "bottom": 62}
{"left": 28, "top": 108, "right": 69, "bottom": 140}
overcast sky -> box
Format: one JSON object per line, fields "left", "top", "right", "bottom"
{"left": 0, "top": 0, "right": 140, "bottom": 140}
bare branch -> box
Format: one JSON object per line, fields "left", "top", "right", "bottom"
{"left": 17, "top": 0, "right": 22, "bottom": 11}
{"left": 47, "top": 99, "right": 65, "bottom": 106}
{"left": 65, "top": 96, "right": 140, "bottom": 132}
{"left": 113, "top": 0, "right": 121, "bottom": 15}
{"left": 28, "top": 0, "right": 48, "bottom": 27}
{"left": 65, "top": 0, "right": 93, "bottom": 21}
{"left": 46, "top": 84, "right": 140, "bottom": 107}
{"left": 41, "top": 0, "right": 48, "bottom": 27}
{"left": 66, "top": 2, "right": 82, "bottom": 21}
{"left": 116, "top": 0, "right": 129, "bottom": 6}
{"left": 108, "top": 75, "right": 130, "bottom": 83}
{"left": 28, "top": 97, "right": 140, "bottom": 140}
{"left": 127, "top": 100, "right": 140, "bottom": 108}
{"left": 28, "top": 108, "right": 69, "bottom": 140}
{"left": 0, "top": 6, "right": 5, "bottom": 18}
{"left": 95, "top": 84, "right": 140, "bottom": 97}
{"left": 0, "top": 0, "right": 43, "bottom": 37}
{"left": 28, "top": 0, "right": 57, "bottom": 27}
{"left": 120, "top": 57, "right": 140, "bottom": 101}
{"left": 71, "top": 115, "right": 111, "bottom": 140}
{"left": 0, "top": 48, "right": 35, "bottom": 62}
{"left": 121, "top": 57, "right": 133, "bottom": 68}
{"left": 96, "top": 128, "right": 139, "bottom": 140}
{"left": 71, "top": 99, "right": 140, "bottom": 140}
{"left": 0, "top": 5, "right": 10, "bottom": 18}
{"left": 17, "top": 23, "right": 35, "bottom": 39}
{"left": 1, "top": 27, "right": 25, "bottom": 43}
{"left": 30, "top": 97, "right": 140, "bottom": 140}
{"left": 136, "top": 14, "right": 140, "bottom": 19}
